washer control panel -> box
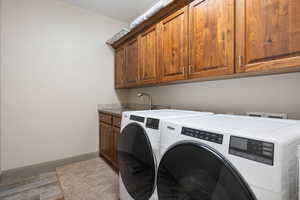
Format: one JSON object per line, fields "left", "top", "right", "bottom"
{"left": 182, "top": 127, "right": 223, "bottom": 144}
{"left": 146, "top": 118, "right": 160, "bottom": 130}
{"left": 229, "top": 136, "right": 274, "bottom": 165}
{"left": 130, "top": 115, "right": 145, "bottom": 123}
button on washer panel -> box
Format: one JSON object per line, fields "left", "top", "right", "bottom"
{"left": 182, "top": 127, "right": 223, "bottom": 144}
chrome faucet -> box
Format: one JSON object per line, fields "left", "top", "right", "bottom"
{"left": 137, "top": 93, "right": 152, "bottom": 110}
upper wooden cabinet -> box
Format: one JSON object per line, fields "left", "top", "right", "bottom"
{"left": 138, "top": 25, "right": 158, "bottom": 85}
{"left": 125, "top": 38, "right": 139, "bottom": 87}
{"left": 189, "top": 0, "right": 235, "bottom": 79}
{"left": 115, "top": 47, "right": 126, "bottom": 88}
{"left": 158, "top": 6, "right": 189, "bottom": 83}
{"left": 114, "top": 0, "right": 300, "bottom": 89}
{"left": 236, "top": 0, "right": 300, "bottom": 73}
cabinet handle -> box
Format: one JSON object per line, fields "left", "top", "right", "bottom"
{"left": 238, "top": 56, "right": 243, "bottom": 66}
{"left": 189, "top": 65, "right": 193, "bottom": 74}
{"left": 182, "top": 67, "right": 186, "bottom": 75}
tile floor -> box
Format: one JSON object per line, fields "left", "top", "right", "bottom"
{"left": 0, "top": 171, "right": 64, "bottom": 200}
{"left": 56, "top": 158, "right": 119, "bottom": 200}
{"left": 0, "top": 157, "right": 118, "bottom": 200}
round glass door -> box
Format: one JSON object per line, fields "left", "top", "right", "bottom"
{"left": 157, "top": 142, "right": 257, "bottom": 200}
{"left": 118, "top": 123, "right": 156, "bottom": 200}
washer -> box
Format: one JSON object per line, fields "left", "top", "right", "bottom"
{"left": 118, "top": 109, "right": 213, "bottom": 200}
{"left": 158, "top": 114, "right": 300, "bottom": 200}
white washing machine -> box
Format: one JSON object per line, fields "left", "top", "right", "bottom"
{"left": 118, "top": 109, "right": 213, "bottom": 200}
{"left": 158, "top": 114, "right": 300, "bottom": 200}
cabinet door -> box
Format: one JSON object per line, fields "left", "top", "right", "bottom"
{"left": 125, "top": 38, "right": 139, "bottom": 87}
{"left": 100, "top": 122, "right": 113, "bottom": 161}
{"left": 115, "top": 47, "right": 126, "bottom": 88}
{"left": 138, "top": 25, "right": 158, "bottom": 85}
{"left": 158, "top": 6, "right": 189, "bottom": 83}
{"left": 236, "top": 0, "right": 300, "bottom": 73}
{"left": 189, "top": 0, "right": 234, "bottom": 79}
{"left": 112, "top": 127, "right": 120, "bottom": 170}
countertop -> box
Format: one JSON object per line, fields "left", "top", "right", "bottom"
{"left": 97, "top": 104, "right": 170, "bottom": 116}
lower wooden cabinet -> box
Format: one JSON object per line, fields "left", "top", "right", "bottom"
{"left": 112, "top": 127, "right": 120, "bottom": 169}
{"left": 99, "top": 122, "right": 112, "bottom": 161}
{"left": 99, "top": 112, "right": 121, "bottom": 171}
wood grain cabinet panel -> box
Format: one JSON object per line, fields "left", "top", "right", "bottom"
{"left": 138, "top": 25, "right": 158, "bottom": 85}
{"left": 125, "top": 38, "right": 139, "bottom": 87}
{"left": 112, "top": 127, "right": 120, "bottom": 170}
{"left": 158, "top": 6, "right": 189, "bottom": 83}
{"left": 114, "top": 0, "right": 300, "bottom": 88}
{"left": 99, "top": 113, "right": 112, "bottom": 124}
{"left": 112, "top": 116, "right": 121, "bottom": 128}
{"left": 99, "top": 113, "right": 121, "bottom": 171}
{"left": 236, "top": 0, "right": 300, "bottom": 72}
{"left": 189, "top": 0, "right": 235, "bottom": 79}
{"left": 115, "top": 47, "right": 126, "bottom": 88}
{"left": 100, "top": 122, "right": 113, "bottom": 162}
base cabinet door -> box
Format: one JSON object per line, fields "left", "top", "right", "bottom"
{"left": 125, "top": 38, "right": 139, "bottom": 87}
{"left": 112, "top": 127, "right": 120, "bottom": 170}
{"left": 236, "top": 0, "right": 300, "bottom": 73}
{"left": 138, "top": 25, "right": 158, "bottom": 85}
{"left": 189, "top": 0, "right": 235, "bottom": 79}
{"left": 100, "top": 122, "right": 113, "bottom": 162}
{"left": 158, "top": 6, "right": 189, "bottom": 83}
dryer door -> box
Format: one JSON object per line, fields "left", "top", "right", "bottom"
{"left": 157, "top": 142, "right": 257, "bottom": 200}
{"left": 118, "top": 123, "right": 156, "bottom": 200}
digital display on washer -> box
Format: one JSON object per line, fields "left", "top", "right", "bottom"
{"left": 230, "top": 137, "right": 248, "bottom": 150}
{"left": 229, "top": 136, "right": 274, "bottom": 166}
{"left": 130, "top": 115, "right": 145, "bottom": 123}
{"left": 146, "top": 118, "right": 160, "bottom": 130}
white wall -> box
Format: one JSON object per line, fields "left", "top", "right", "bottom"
{"left": 1, "top": 0, "right": 128, "bottom": 170}
{"left": 127, "top": 73, "right": 300, "bottom": 120}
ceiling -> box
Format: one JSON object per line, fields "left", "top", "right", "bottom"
{"left": 63, "top": 0, "right": 160, "bottom": 23}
